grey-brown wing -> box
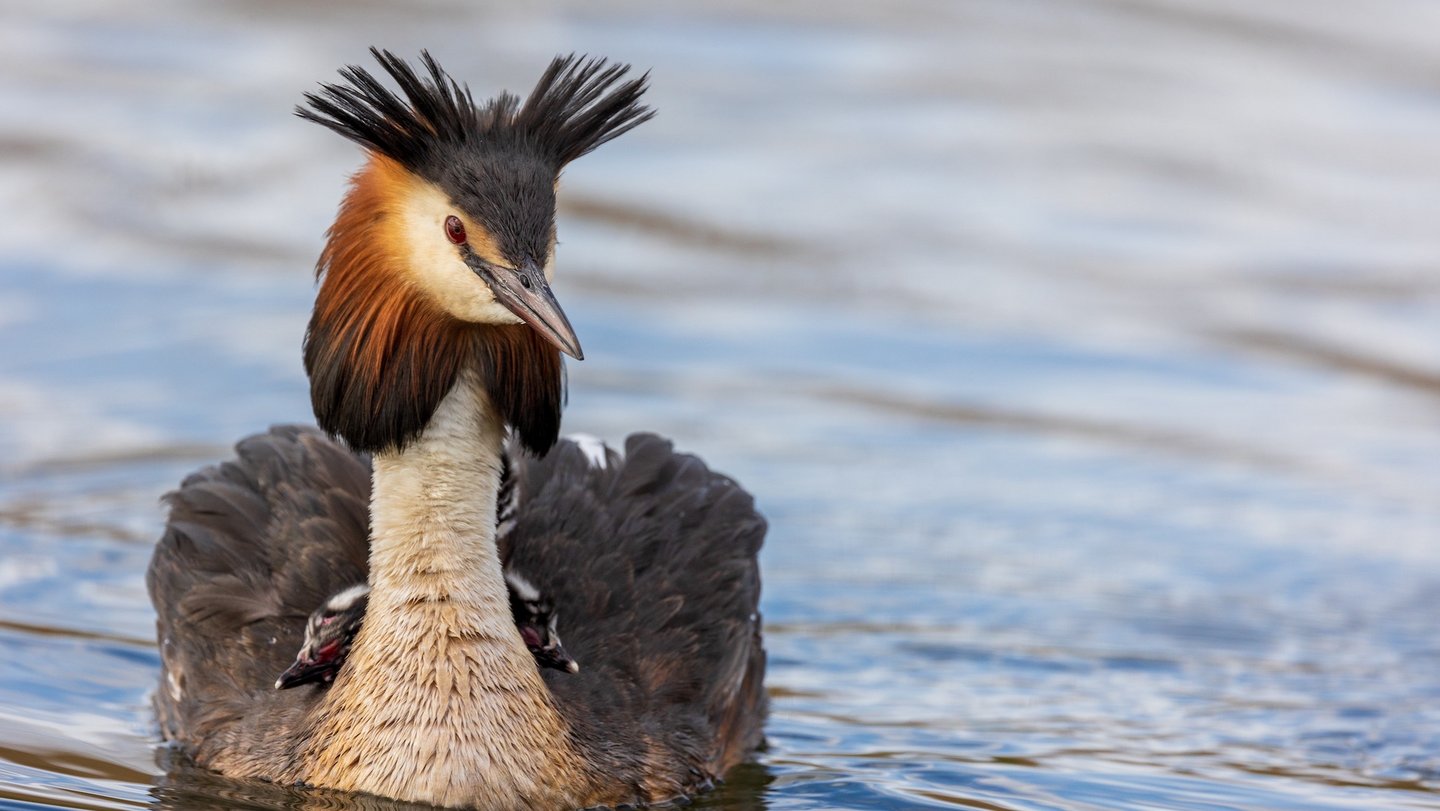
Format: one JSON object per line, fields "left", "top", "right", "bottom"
{"left": 503, "top": 433, "right": 768, "bottom": 796}
{"left": 147, "top": 425, "right": 371, "bottom": 772}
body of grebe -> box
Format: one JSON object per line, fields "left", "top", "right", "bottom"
{"left": 147, "top": 50, "right": 766, "bottom": 810}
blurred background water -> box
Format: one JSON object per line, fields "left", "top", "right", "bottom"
{"left": 3, "top": 1, "right": 1440, "bottom": 809}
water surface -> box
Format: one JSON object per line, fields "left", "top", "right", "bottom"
{"left": 3, "top": 2, "right": 1440, "bottom": 809}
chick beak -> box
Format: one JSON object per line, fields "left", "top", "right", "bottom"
{"left": 538, "top": 642, "right": 580, "bottom": 674}
{"left": 486, "top": 260, "right": 583, "bottom": 360}
{"left": 274, "top": 658, "right": 319, "bottom": 690}
{"left": 275, "top": 649, "right": 336, "bottom": 690}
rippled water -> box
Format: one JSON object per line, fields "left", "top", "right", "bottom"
{"left": 4, "top": 1, "right": 1440, "bottom": 809}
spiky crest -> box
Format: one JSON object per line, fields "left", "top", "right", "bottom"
{"left": 296, "top": 51, "right": 641, "bottom": 456}
{"left": 297, "top": 48, "right": 653, "bottom": 177}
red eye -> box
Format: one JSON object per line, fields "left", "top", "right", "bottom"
{"left": 444, "top": 215, "right": 466, "bottom": 244}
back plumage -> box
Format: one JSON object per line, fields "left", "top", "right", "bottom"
{"left": 149, "top": 426, "right": 765, "bottom": 792}
{"left": 505, "top": 434, "right": 768, "bottom": 790}
{"left": 148, "top": 426, "right": 370, "bottom": 773}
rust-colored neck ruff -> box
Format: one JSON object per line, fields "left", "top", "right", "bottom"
{"left": 303, "top": 155, "right": 564, "bottom": 455}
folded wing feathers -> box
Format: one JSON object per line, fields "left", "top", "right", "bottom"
{"left": 505, "top": 432, "right": 767, "bottom": 778}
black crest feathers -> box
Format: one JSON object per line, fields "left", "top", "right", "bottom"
{"left": 297, "top": 48, "right": 654, "bottom": 174}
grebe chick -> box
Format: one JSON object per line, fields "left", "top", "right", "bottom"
{"left": 274, "top": 584, "right": 367, "bottom": 689}
{"left": 504, "top": 569, "right": 579, "bottom": 675}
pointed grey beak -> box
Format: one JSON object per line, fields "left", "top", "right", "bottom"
{"left": 482, "top": 260, "right": 583, "bottom": 360}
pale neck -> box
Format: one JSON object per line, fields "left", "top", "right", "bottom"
{"left": 367, "top": 367, "right": 509, "bottom": 626}
{"left": 299, "top": 368, "right": 591, "bottom": 809}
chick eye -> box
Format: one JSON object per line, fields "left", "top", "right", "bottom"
{"left": 444, "top": 215, "right": 466, "bottom": 245}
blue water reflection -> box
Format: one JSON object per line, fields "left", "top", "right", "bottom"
{"left": 3, "top": 1, "right": 1440, "bottom": 809}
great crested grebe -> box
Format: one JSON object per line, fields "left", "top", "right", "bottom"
{"left": 147, "top": 50, "right": 767, "bottom": 809}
